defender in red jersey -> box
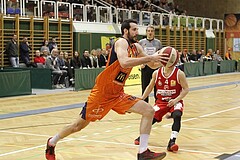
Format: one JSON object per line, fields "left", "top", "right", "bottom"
{"left": 134, "top": 55, "right": 189, "bottom": 153}
{"left": 45, "top": 19, "right": 169, "bottom": 160}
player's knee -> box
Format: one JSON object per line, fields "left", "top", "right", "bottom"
{"left": 172, "top": 110, "right": 182, "bottom": 119}
{"left": 143, "top": 104, "right": 155, "bottom": 117}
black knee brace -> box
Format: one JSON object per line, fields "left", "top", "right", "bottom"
{"left": 172, "top": 110, "right": 182, "bottom": 119}
{"left": 171, "top": 110, "right": 182, "bottom": 132}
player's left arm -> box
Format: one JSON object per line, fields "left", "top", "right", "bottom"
{"left": 167, "top": 70, "right": 189, "bottom": 107}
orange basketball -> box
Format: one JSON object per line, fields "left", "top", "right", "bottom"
{"left": 225, "top": 14, "right": 237, "bottom": 27}
{"left": 158, "top": 46, "right": 179, "bottom": 68}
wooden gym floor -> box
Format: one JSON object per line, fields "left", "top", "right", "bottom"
{"left": 0, "top": 72, "right": 240, "bottom": 160}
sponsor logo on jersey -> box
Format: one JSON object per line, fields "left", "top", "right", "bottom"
{"left": 88, "top": 107, "right": 105, "bottom": 119}
{"left": 158, "top": 80, "right": 162, "bottom": 86}
{"left": 115, "top": 71, "right": 127, "bottom": 83}
{"left": 170, "top": 80, "right": 176, "bottom": 86}
{"left": 88, "top": 114, "right": 103, "bottom": 119}
{"left": 164, "top": 79, "right": 168, "bottom": 84}
{"left": 162, "top": 97, "right": 171, "bottom": 102}
{"left": 92, "top": 107, "right": 104, "bottom": 114}
{"left": 164, "top": 85, "right": 169, "bottom": 90}
{"left": 156, "top": 89, "right": 176, "bottom": 96}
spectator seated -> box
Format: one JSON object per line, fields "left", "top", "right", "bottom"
{"left": 59, "top": 11, "right": 69, "bottom": 18}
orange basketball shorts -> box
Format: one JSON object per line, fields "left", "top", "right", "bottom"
{"left": 80, "top": 93, "right": 140, "bottom": 121}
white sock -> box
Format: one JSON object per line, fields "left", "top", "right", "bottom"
{"left": 49, "top": 134, "right": 60, "bottom": 146}
{"left": 170, "top": 131, "right": 179, "bottom": 139}
{"left": 139, "top": 134, "right": 149, "bottom": 153}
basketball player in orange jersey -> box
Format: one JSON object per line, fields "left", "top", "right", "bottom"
{"left": 134, "top": 47, "right": 189, "bottom": 153}
{"left": 45, "top": 19, "right": 168, "bottom": 160}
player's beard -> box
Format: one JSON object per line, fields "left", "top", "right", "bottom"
{"left": 128, "top": 33, "right": 138, "bottom": 43}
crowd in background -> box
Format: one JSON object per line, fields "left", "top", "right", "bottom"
{"left": 4, "top": 0, "right": 236, "bottom": 90}
{"left": 175, "top": 48, "right": 232, "bottom": 72}
{"left": 4, "top": 33, "right": 236, "bottom": 90}
{"left": 50, "top": 0, "right": 187, "bottom": 15}
{"left": 7, "top": 0, "right": 187, "bottom": 19}
{"left": 5, "top": 34, "right": 111, "bottom": 89}
{"left": 5, "top": 0, "right": 187, "bottom": 26}
{"left": 103, "top": 0, "right": 186, "bottom": 15}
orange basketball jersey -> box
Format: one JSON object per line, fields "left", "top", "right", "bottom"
{"left": 81, "top": 39, "right": 141, "bottom": 121}
{"left": 87, "top": 38, "right": 140, "bottom": 103}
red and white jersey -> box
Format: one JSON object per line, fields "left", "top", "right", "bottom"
{"left": 155, "top": 67, "right": 182, "bottom": 105}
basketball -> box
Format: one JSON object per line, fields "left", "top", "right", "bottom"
{"left": 225, "top": 14, "right": 237, "bottom": 27}
{"left": 158, "top": 46, "right": 179, "bottom": 68}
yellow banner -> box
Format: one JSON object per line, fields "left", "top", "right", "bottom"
{"left": 126, "top": 66, "right": 141, "bottom": 86}
{"left": 101, "top": 36, "right": 116, "bottom": 49}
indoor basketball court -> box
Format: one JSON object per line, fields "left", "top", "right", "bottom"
{"left": 0, "top": 72, "right": 240, "bottom": 160}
